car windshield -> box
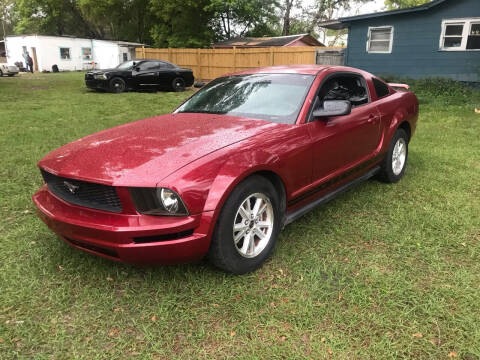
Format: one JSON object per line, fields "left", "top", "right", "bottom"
{"left": 116, "top": 61, "right": 135, "bottom": 70}
{"left": 176, "top": 74, "right": 315, "bottom": 124}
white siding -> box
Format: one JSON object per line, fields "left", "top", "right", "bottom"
{"left": 91, "top": 40, "right": 121, "bottom": 69}
{"left": 5, "top": 35, "right": 128, "bottom": 71}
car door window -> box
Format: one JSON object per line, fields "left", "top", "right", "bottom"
{"left": 138, "top": 62, "right": 160, "bottom": 71}
{"left": 316, "top": 74, "right": 370, "bottom": 109}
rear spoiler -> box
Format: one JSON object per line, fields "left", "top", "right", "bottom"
{"left": 388, "top": 83, "right": 410, "bottom": 90}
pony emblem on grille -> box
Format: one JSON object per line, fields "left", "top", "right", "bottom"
{"left": 63, "top": 181, "right": 79, "bottom": 194}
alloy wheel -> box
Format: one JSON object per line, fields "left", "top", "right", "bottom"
{"left": 392, "top": 138, "right": 407, "bottom": 176}
{"left": 233, "top": 193, "right": 274, "bottom": 258}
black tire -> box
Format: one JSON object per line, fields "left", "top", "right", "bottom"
{"left": 378, "top": 128, "right": 409, "bottom": 183}
{"left": 109, "top": 77, "right": 126, "bottom": 93}
{"left": 172, "top": 77, "right": 185, "bottom": 92}
{"left": 0, "top": 70, "right": 3, "bottom": 77}
{"left": 207, "top": 176, "right": 282, "bottom": 274}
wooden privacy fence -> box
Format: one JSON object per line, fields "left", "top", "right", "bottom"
{"left": 316, "top": 48, "right": 345, "bottom": 66}
{"left": 136, "top": 46, "right": 345, "bottom": 80}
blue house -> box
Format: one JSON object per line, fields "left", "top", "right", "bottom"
{"left": 322, "top": 0, "right": 480, "bottom": 82}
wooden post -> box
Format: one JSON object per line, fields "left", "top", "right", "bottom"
{"left": 233, "top": 46, "right": 237, "bottom": 72}
{"left": 141, "top": 46, "right": 145, "bottom": 59}
{"left": 197, "top": 48, "right": 201, "bottom": 80}
{"left": 168, "top": 47, "right": 172, "bottom": 62}
{"left": 270, "top": 47, "right": 274, "bottom": 66}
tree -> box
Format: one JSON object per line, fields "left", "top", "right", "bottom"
{"left": 306, "top": 0, "right": 371, "bottom": 33}
{"left": 150, "top": 0, "right": 213, "bottom": 47}
{"left": 15, "top": 0, "right": 98, "bottom": 37}
{"left": 280, "top": 0, "right": 295, "bottom": 35}
{"left": 206, "top": 0, "right": 279, "bottom": 39}
{"left": 0, "top": 0, "right": 17, "bottom": 37}
{"left": 14, "top": 0, "right": 156, "bottom": 43}
{"left": 78, "top": 0, "right": 154, "bottom": 43}
{"left": 384, "top": 0, "right": 431, "bottom": 9}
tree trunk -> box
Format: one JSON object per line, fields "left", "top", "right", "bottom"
{"left": 282, "top": 0, "right": 294, "bottom": 36}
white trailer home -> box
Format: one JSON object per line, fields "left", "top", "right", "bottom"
{"left": 4, "top": 35, "right": 144, "bottom": 72}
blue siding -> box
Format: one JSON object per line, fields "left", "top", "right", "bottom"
{"left": 345, "top": 0, "right": 480, "bottom": 81}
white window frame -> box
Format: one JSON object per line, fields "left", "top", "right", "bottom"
{"left": 367, "top": 26, "right": 394, "bottom": 54}
{"left": 440, "top": 17, "right": 480, "bottom": 51}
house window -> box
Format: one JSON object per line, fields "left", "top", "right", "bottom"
{"left": 82, "top": 47, "right": 92, "bottom": 60}
{"left": 367, "top": 26, "right": 394, "bottom": 53}
{"left": 440, "top": 18, "right": 480, "bottom": 51}
{"left": 60, "top": 47, "right": 71, "bottom": 60}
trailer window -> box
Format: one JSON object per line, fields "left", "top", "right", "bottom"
{"left": 60, "top": 47, "right": 71, "bottom": 60}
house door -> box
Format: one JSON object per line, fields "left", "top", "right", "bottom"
{"left": 31, "top": 47, "right": 39, "bottom": 71}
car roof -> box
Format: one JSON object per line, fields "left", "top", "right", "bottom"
{"left": 225, "top": 65, "right": 371, "bottom": 77}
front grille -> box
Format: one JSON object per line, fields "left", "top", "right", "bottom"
{"left": 41, "top": 170, "right": 122, "bottom": 213}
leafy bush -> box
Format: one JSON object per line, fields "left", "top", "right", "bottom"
{"left": 378, "top": 75, "right": 479, "bottom": 106}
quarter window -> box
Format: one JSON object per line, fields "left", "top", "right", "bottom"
{"left": 60, "top": 47, "right": 71, "bottom": 60}
{"left": 367, "top": 26, "right": 394, "bottom": 53}
{"left": 373, "top": 78, "right": 390, "bottom": 98}
{"left": 440, "top": 18, "right": 480, "bottom": 51}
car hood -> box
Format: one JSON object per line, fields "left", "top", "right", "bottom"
{"left": 39, "top": 113, "right": 278, "bottom": 186}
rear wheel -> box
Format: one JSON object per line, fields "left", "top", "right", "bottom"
{"left": 378, "top": 128, "right": 409, "bottom": 183}
{"left": 208, "top": 176, "right": 281, "bottom": 274}
{"left": 109, "top": 77, "right": 126, "bottom": 93}
{"left": 172, "top": 77, "right": 185, "bottom": 92}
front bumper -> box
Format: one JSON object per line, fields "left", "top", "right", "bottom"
{"left": 33, "top": 185, "right": 214, "bottom": 265}
{"left": 85, "top": 79, "right": 110, "bottom": 90}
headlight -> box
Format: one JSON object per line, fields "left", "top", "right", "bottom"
{"left": 94, "top": 73, "right": 108, "bottom": 80}
{"left": 129, "top": 187, "right": 189, "bottom": 216}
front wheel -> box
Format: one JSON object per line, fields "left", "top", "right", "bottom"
{"left": 378, "top": 128, "right": 409, "bottom": 183}
{"left": 109, "top": 77, "right": 126, "bottom": 93}
{"left": 208, "top": 176, "right": 281, "bottom": 274}
{"left": 0, "top": 70, "right": 3, "bottom": 77}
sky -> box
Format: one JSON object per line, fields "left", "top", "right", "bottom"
{"left": 298, "top": 0, "right": 386, "bottom": 17}
{"left": 349, "top": 0, "right": 386, "bottom": 16}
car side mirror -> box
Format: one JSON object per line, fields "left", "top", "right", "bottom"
{"left": 312, "top": 100, "right": 352, "bottom": 119}
{"left": 134, "top": 67, "right": 140, "bottom": 72}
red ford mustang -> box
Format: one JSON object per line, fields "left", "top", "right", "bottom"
{"left": 33, "top": 65, "right": 418, "bottom": 274}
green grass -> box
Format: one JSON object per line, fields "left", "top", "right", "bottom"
{"left": 1, "top": 72, "right": 479, "bottom": 359}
